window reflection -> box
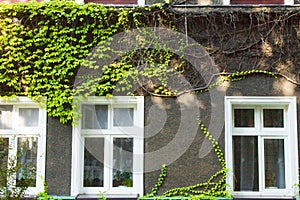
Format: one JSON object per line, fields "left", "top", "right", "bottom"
{"left": 0, "top": 138, "right": 8, "bottom": 187}
{"left": 16, "top": 137, "right": 37, "bottom": 187}
{"left": 234, "top": 109, "right": 254, "bottom": 127}
{"left": 0, "top": 105, "right": 13, "bottom": 129}
{"left": 233, "top": 136, "right": 259, "bottom": 191}
{"left": 84, "top": 138, "right": 104, "bottom": 187}
{"left": 264, "top": 139, "right": 285, "bottom": 189}
{"left": 82, "top": 105, "right": 108, "bottom": 129}
{"left": 19, "top": 108, "right": 39, "bottom": 127}
{"left": 113, "top": 138, "right": 133, "bottom": 187}
{"left": 113, "top": 108, "right": 134, "bottom": 127}
{"left": 263, "top": 109, "right": 284, "bottom": 128}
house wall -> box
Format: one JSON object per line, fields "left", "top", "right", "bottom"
{"left": 0, "top": 2, "right": 299, "bottom": 198}
{"left": 38, "top": 7, "right": 300, "bottom": 197}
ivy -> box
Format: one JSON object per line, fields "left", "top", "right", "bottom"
{"left": 0, "top": 0, "right": 279, "bottom": 124}
{"left": 141, "top": 121, "right": 231, "bottom": 199}
{"left": 0, "top": 0, "right": 179, "bottom": 123}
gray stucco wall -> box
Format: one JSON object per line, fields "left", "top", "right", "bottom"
{"left": 46, "top": 117, "right": 73, "bottom": 195}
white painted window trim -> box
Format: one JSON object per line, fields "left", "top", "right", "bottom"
{"left": 0, "top": 96, "right": 47, "bottom": 197}
{"left": 74, "top": 0, "right": 145, "bottom": 6}
{"left": 224, "top": 96, "right": 299, "bottom": 198}
{"left": 71, "top": 96, "right": 144, "bottom": 198}
{"left": 223, "top": 0, "right": 293, "bottom": 5}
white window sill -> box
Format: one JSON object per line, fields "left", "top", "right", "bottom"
{"left": 76, "top": 194, "right": 139, "bottom": 198}
{"left": 233, "top": 192, "right": 296, "bottom": 199}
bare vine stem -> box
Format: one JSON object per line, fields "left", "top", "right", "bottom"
{"left": 139, "top": 71, "right": 300, "bottom": 97}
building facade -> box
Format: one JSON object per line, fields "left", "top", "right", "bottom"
{"left": 0, "top": 0, "right": 300, "bottom": 199}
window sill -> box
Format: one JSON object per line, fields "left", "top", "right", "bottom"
{"left": 76, "top": 194, "right": 139, "bottom": 199}
{"left": 38, "top": 196, "right": 76, "bottom": 200}
{"left": 233, "top": 193, "right": 296, "bottom": 199}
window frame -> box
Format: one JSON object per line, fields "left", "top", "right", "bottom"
{"left": 223, "top": 0, "right": 293, "bottom": 5}
{"left": 0, "top": 97, "right": 47, "bottom": 196}
{"left": 71, "top": 96, "right": 144, "bottom": 198}
{"left": 225, "top": 96, "right": 298, "bottom": 198}
{"left": 74, "top": 0, "right": 145, "bottom": 6}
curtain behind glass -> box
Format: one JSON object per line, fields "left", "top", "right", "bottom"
{"left": 113, "top": 138, "right": 133, "bottom": 187}
{"left": 83, "top": 138, "right": 104, "bottom": 187}
{"left": 264, "top": 139, "right": 285, "bottom": 189}
{"left": 233, "top": 136, "right": 259, "bottom": 191}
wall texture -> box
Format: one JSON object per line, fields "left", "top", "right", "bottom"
{"left": 46, "top": 117, "right": 73, "bottom": 195}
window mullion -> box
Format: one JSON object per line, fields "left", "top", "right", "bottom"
{"left": 80, "top": 135, "right": 84, "bottom": 190}
{"left": 259, "top": 136, "right": 264, "bottom": 192}
{"left": 283, "top": 138, "right": 289, "bottom": 190}
{"left": 255, "top": 106, "right": 261, "bottom": 131}
{"left": 257, "top": 107, "right": 264, "bottom": 192}
{"left": 104, "top": 135, "right": 111, "bottom": 191}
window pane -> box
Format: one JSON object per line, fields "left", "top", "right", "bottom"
{"left": 0, "top": 105, "right": 13, "bottom": 129}
{"left": 263, "top": 109, "right": 284, "bottom": 128}
{"left": 264, "top": 139, "right": 285, "bottom": 189}
{"left": 82, "top": 105, "right": 108, "bottom": 129}
{"left": 16, "top": 137, "right": 37, "bottom": 187}
{"left": 113, "top": 108, "right": 134, "bottom": 127}
{"left": 84, "top": 138, "right": 104, "bottom": 187}
{"left": 19, "top": 108, "right": 39, "bottom": 127}
{"left": 234, "top": 109, "right": 254, "bottom": 127}
{"left": 113, "top": 138, "right": 133, "bottom": 187}
{"left": 233, "top": 136, "right": 258, "bottom": 191}
{"left": 0, "top": 138, "right": 8, "bottom": 187}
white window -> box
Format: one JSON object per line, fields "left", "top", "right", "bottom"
{"left": 74, "top": 0, "right": 145, "bottom": 6}
{"left": 0, "top": 97, "right": 47, "bottom": 196}
{"left": 225, "top": 96, "right": 299, "bottom": 198}
{"left": 223, "top": 0, "right": 293, "bottom": 5}
{"left": 71, "top": 96, "right": 144, "bottom": 198}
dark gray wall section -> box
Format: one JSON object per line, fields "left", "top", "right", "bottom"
{"left": 46, "top": 117, "right": 73, "bottom": 195}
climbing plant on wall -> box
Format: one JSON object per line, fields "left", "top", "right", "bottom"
{"left": 0, "top": 0, "right": 184, "bottom": 123}
{"left": 1, "top": 0, "right": 299, "bottom": 123}
{"left": 142, "top": 120, "right": 231, "bottom": 199}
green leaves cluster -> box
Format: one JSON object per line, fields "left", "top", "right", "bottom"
{"left": 144, "top": 164, "right": 167, "bottom": 198}
{"left": 0, "top": 0, "right": 178, "bottom": 123}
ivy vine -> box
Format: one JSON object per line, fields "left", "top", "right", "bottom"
{"left": 0, "top": 0, "right": 181, "bottom": 123}
{"left": 0, "top": 0, "right": 288, "bottom": 124}
{"left": 141, "top": 120, "right": 231, "bottom": 199}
